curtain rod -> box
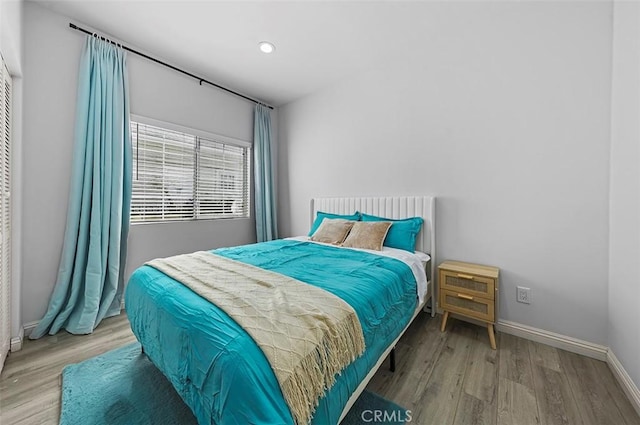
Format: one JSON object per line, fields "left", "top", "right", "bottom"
{"left": 69, "top": 23, "right": 274, "bottom": 110}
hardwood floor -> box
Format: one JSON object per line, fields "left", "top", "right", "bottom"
{"left": 0, "top": 312, "right": 638, "bottom": 425}
{"left": 368, "top": 315, "right": 640, "bottom": 425}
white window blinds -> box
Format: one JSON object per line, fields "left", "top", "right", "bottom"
{"left": 0, "top": 57, "right": 12, "bottom": 373}
{"left": 131, "top": 119, "right": 250, "bottom": 223}
{"left": 196, "top": 137, "right": 249, "bottom": 218}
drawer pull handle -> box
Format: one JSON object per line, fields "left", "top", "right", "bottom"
{"left": 457, "top": 293, "right": 474, "bottom": 301}
{"left": 457, "top": 273, "right": 475, "bottom": 280}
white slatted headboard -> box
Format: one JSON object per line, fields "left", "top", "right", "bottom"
{"left": 310, "top": 196, "right": 436, "bottom": 282}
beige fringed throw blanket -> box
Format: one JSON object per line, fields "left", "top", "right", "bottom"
{"left": 147, "top": 251, "right": 365, "bottom": 425}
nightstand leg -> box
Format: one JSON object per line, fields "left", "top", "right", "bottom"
{"left": 487, "top": 324, "right": 496, "bottom": 350}
{"left": 440, "top": 311, "right": 449, "bottom": 332}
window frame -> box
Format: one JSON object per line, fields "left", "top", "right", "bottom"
{"left": 130, "top": 114, "right": 252, "bottom": 225}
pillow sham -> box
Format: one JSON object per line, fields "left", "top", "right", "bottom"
{"left": 341, "top": 221, "right": 392, "bottom": 251}
{"left": 308, "top": 211, "right": 360, "bottom": 236}
{"left": 310, "top": 218, "right": 356, "bottom": 245}
{"left": 360, "top": 213, "right": 424, "bottom": 253}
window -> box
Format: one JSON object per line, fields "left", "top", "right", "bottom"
{"left": 131, "top": 118, "right": 250, "bottom": 223}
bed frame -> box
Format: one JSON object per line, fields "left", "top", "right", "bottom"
{"left": 309, "top": 195, "right": 436, "bottom": 423}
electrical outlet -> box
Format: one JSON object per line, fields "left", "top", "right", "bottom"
{"left": 517, "top": 286, "right": 531, "bottom": 304}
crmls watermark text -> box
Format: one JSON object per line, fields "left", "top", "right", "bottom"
{"left": 361, "top": 409, "right": 413, "bottom": 423}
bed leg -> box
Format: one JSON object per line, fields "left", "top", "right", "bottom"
{"left": 141, "top": 346, "right": 145, "bottom": 355}
{"left": 389, "top": 348, "right": 396, "bottom": 372}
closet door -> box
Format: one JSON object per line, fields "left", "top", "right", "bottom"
{"left": 0, "top": 59, "right": 12, "bottom": 374}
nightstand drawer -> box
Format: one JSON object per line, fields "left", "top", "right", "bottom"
{"left": 440, "top": 289, "right": 495, "bottom": 323}
{"left": 440, "top": 270, "right": 495, "bottom": 299}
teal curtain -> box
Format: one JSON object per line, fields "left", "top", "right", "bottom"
{"left": 254, "top": 105, "right": 277, "bottom": 242}
{"left": 31, "top": 37, "right": 131, "bottom": 338}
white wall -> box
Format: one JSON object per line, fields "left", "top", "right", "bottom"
{"left": 278, "top": 2, "right": 612, "bottom": 344}
{"left": 1, "top": 0, "right": 22, "bottom": 74}
{"left": 21, "top": 2, "right": 258, "bottom": 326}
{"left": 608, "top": 1, "right": 640, "bottom": 388}
{"left": 1, "top": 0, "right": 24, "bottom": 341}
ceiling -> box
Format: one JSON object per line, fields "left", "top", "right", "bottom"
{"left": 34, "top": 0, "right": 445, "bottom": 107}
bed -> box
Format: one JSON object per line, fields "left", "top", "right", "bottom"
{"left": 125, "top": 195, "right": 436, "bottom": 424}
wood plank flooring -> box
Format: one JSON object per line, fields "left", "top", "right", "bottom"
{"left": 0, "top": 314, "right": 136, "bottom": 424}
{"left": 0, "top": 312, "right": 638, "bottom": 425}
{"left": 368, "top": 315, "right": 640, "bottom": 425}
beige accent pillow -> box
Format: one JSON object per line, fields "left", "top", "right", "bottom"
{"left": 310, "top": 218, "right": 356, "bottom": 245}
{"left": 341, "top": 221, "right": 392, "bottom": 251}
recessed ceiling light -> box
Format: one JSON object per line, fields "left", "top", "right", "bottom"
{"left": 259, "top": 41, "right": 275, "bottom": 54}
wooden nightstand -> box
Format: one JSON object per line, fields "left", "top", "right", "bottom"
{"left": 438, "top": 260, "right": 500, "bottom": 349}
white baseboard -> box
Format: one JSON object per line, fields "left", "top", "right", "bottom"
{"left": 22, "top": 321, "right": 38, "bottom": 339}
{"left": 496, "top": 319, "right": 608, "bottom": 361}
{"left": 10, "top": 336, "right": 22, "bottom": 352}
{"left": 607, "top": 349, "right": 640, "bottom": 417}
{"left": 10, "top": 326, "right": 24, "bottom": 352}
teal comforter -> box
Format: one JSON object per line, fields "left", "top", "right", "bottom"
{"left": 125, "top": 239, "right": 418, "bottom": 424}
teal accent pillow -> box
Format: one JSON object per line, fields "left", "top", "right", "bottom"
{"left": 308, "top": 211, "right": 360, "bottom": 236}
{"left": 360, "top": 213, "right": 424, "bottom": 253}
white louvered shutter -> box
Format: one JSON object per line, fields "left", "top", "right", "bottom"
{"left": 0, "top": 58, "right": 12, "bottom": 374}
